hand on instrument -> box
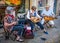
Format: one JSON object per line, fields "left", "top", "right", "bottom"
{"left": 30, "top": 17, "right": 35, "bottom": 20}
{"left": 12, "top": 22, "right": 17, "bottom": 25}
{"left": 42, "top": 14, "right": 47, "bottom": 17}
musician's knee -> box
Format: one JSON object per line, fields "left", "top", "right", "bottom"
{"left": 40, "top": 18, "right": 45, "bottom": 25}
{"left": 48, "top": 20, "right": 55, "bottom": 25}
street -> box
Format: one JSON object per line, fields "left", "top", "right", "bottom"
{"left": 0, "top": 16, "right": 60, "bottom": 43}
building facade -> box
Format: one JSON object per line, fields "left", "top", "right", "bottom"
{"left": 0, "top": 0, "right": 59, "bottom": 23}
{"left": 56, "top": 0, "right": 60, "bottom": 15}
{"left": 28, "top": 0, "right": 58, "bottom": 15}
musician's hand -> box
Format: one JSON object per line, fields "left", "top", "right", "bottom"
{"left": 12, "top": 22, "right": 17, "bottom": 25}
{"left": 38, "top": 18, "right": 41, "bottom": 20}
{"left": 30, "top": 18, "right": 31, "bottom": 20}
{"left": 42, "top": 14, "right": 47, "bottom": 17}
{"left": 52, "top": 15, "right": 55, "bottom": 18}
{"left": 30, "top": 17, "right": 35, "bottom": 20}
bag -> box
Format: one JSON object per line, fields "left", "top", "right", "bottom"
{"left": 23, "top": 26, "right": 34, "bottom": 39}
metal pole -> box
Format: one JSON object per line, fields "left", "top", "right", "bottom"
{"left": 29, "top": 0, "right": 30, "bottom": 10}
{"left": 46, "top": 0, "right": 48, "bottom": 4}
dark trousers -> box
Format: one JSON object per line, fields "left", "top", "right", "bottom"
{"left": 26, "top": 19, "right": 44, "bottom": 30}
{"left": 11, "top": 24, "right": 24, "bottom": 36}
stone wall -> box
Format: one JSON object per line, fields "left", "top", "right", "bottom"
{"left": 56, "top": 0, "right": 60, "bottom": 15}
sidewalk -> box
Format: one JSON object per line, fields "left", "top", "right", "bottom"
{"left": 0, "top": 16, "right": 60, "bottom": 43}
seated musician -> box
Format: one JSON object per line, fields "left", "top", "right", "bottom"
{"left": 4, "top": 6, "right": 24, "bottom": 42}
{"left": 26, "top": 6, "right": 48, "bottom": 34}
{"left": 41, "top": 5, "right": 55, "bottom": 27}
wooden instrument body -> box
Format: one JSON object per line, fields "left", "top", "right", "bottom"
{"left": 44, "top": 16, "right": 55, "bottom": 21}
{"left": 30, "top": 17, "right": 40, "bottom": 23}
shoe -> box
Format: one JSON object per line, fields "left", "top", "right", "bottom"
{"left": 43, "top": 31, "right": 48, "bottom": 34}
{"left": 16, "top": 36, "right": 24, "bottom": 42}
{"left": 17, "top": 39, "right": 24, "bottom": 42}
{"left": 41, "top": 37, "right": 47, "bottom": 41}
{"left": 5, "top": 36, "right": 9, "bottom": 40}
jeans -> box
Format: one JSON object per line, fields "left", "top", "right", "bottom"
{"left": 26, "top": 19, "right": 44, "bottom": 30}
{"left": 36, "top": 22, "right": 44, "bottom": 30}
{"left": 11, "top": 24, "right": 24, "bottom": 36}
{"left": 25, "top": 19, "right": 35, "bottom": 30}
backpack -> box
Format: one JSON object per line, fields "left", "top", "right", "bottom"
{"left": 23, "top": 26, "right": 34, "bottom": 39}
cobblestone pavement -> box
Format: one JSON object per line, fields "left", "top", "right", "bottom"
{"left": 0, "top": 16, "right": 60, "bottom": 43}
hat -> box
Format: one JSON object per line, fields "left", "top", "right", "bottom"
{"left": 45, "top": 4, "right": 50, "bottom": 7}
{"left": 6, "top": 6, "right": 14, "bottom": 11}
